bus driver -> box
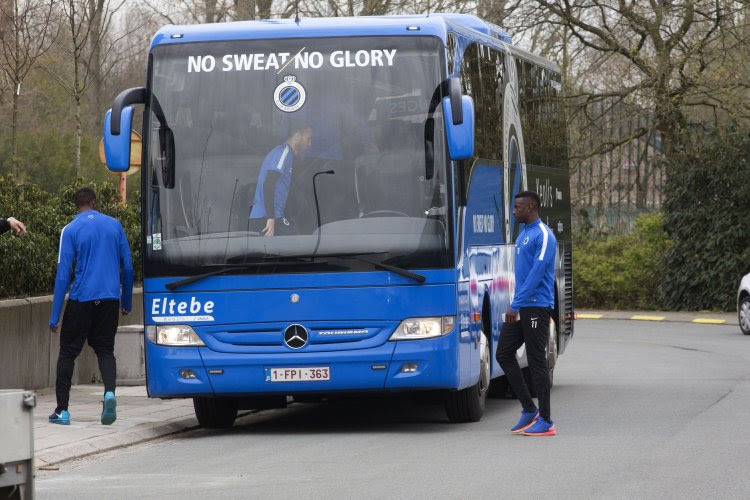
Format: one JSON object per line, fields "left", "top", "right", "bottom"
{"left": 248, "top": 122, "right": 313, "bottom": 237}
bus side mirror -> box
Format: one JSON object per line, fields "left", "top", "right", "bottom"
{"left": 104, "top": 87, "right": 147, "bottom": 172}
{"left": 103, "top": 107, "right": 134, "bottom": 172}
{"left": 158, "top": 125, "right": 175, "bottom": 189}
{"left": 424, "top": 117, "right": 435, "bottom": 180}
{"left": 442, "top": 95, "right": 474, "bottom": 161}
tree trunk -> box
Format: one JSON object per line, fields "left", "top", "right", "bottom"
{"left": 256, "top": 0, "right": 271, "bottom": 19}
{"left": 234, "top": 0, "right": 254, "bottom": 20}
{"left": 205, "top": 0, "right": 218, "bottom": 23}
{"left": 11, "top": 0, "right": 19, "bottom": 179}
{"left": 11, "top": 89, "right": 19, "bottom": 179}
{"left": 479, "top": 0, "right": 508, "bottom": 25}
{"left": 75, "top": 91, "right": 82, "bottom": 178}
{"left": 89, "top": 0, "right": 105, "bottom": 132}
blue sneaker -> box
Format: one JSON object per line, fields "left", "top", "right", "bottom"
{"left": 101, "top": 391, "right": 117, "bottom": 425}
{"left": 49, "top": 410, "right": 70, "bottom": 425}
{"left": 523, "top": 416, "right": 556, "bottom": 436}
{"left": 511, "top": 409, "right": 539, "bottom": 434}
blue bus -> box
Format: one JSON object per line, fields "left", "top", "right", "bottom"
{"left": 103, "top": 13, "right": 573, "bottom": 427}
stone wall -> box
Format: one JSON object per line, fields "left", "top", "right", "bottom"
{"left": 0, "top": 291, "right": 144, "bottom": 390}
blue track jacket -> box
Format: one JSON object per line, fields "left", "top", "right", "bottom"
{"left": 50, "top": 210, "right": 134, "bottom": 327}
{"left": 511, "top": 218, "right": 556, "bottom": 310}
{"left": 249, "top": 144, "right": 294, "bottom": 219}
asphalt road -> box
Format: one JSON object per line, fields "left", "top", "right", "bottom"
{"left": 36, "top": 319, "right": 750, "bottom": 499}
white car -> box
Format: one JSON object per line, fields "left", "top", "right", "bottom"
{"left": 738, "top": 272, "right": 750, "bottom": 335}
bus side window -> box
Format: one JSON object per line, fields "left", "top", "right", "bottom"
{"left": 455, "top": 42, "right": 503, "bottom": 210}
{"left": 457, "top": 43, "right": 480, "bottom": 208}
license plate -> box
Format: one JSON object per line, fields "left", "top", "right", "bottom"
{"left": 265, "top": 367, "right": 330, "bottom": 382}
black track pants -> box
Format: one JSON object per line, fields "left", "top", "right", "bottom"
{"left": 55, "top": 299, "right": 120, "bottom": 410}
{"left": 496, "top": 307, "right": 552, "bottom": 420}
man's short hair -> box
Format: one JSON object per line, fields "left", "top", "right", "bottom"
{"left": 515, "top": 190, "right": 541, "bottom": 210}
{"left": 74, "top": 187, "right": 96, "bottom": 209}
{"left": 288, "top": 121, "right": 312, "bottom": 137}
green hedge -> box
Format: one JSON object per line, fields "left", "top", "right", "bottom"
{"left": 573, "top": 213, "right": 670, "bottom": 310}
{"left": 662, "top": 126, "right": 750, "bottom": 311}
{"left": 0, "top": 178, "right": 141, "bottom": 298}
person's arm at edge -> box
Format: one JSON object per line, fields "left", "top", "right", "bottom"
{"left": 50, "top": 227, "right": 75, "bottom": 330}
{"left": 510, "top": 229, "right": 554, "bottom": 311}
{"left": 261, "top": 170, "right": 281, "bottom": 236}
{"left": 1, "top": 217, "right": 27, "bottom": 235}
{"left": 263, "top": 170, "right": 280, "bottom": 218}
{"left": 119, "top": 225, "right": 134, "bottom": 314}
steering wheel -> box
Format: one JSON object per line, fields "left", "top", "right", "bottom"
{"left": 362, "top": 210, "right": 409, "bottom": 218}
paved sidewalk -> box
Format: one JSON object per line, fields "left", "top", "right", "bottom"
{"left": 33, "top": 385, "right": 205, "bottom": 468}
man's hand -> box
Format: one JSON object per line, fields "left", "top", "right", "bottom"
{"left": 121, "top": 308, "right": 130, "bottom": 316}
{"left": 504, "top": 309, "right": 519, "bottom": 323}
{"left": 50, "top": 324, "right": 59, "bottom": 333}
{"left": 262, "top": 218, "right": 275, "bottom": 237}
{"left": 7, "top": 217, "right": 26, "bottom": 236}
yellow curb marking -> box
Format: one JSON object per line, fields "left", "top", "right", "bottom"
{"left": 691, "top": 318, "right": 726, "bottom": 324}
{"left": 630, "top": 315, "right": 665, "bottom": 321}
{"left": 577, "top": 313, "right": 603, "bottom": 319}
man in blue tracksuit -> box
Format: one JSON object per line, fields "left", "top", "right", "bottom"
{"left": 249, "top": 122, "right": 313, "bottom": 237}
{"left": 48, "top": 188, "right": 133, "bottom": 426}
{"left": 497, "top": 190, "right": 557, "bottom": 436}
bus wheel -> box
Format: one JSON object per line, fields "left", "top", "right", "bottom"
{"left": 546, "top": 319, "right": 558, "bottom": 388}
{"left": 193, "top": 397, "right": 238, "bottom": 428}
{"left": 488, "top": 375, "right": 509, "bottom": 398}
{"left": 445, "top": 331, "right": 489, "bottom": 423}
{"left": 524, "top": 318, "right": 558, "bottom": 397}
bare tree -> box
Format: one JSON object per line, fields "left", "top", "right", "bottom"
{"left": 0, "top": 0, "right": 57, "bottom": 179}
{"left": 143, "top": 0, "right": 232, "bottom": 24}
{"left": 233, "top": 0, "right": 255, "bottom": 19}
{"left": 521, "top": 1, "right": 750, "bottom": 160}
{"left": 503, "top": 1, "right": 750, "bottom": 219}
{"left": 46, "top": 0, "right": 142, "bottom": 178}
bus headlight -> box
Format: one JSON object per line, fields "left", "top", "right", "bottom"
{"left": 153, "top": 325, "right": 205, "bottom": 346}
{"left": 389, "top": 317, "right": 455, "bottom": 340}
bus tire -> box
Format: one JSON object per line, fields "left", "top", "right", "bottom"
{"left": 488, "top": 375, "right": 509, "bottom": 398}
{"left": 445, "top": 330, "right": 490, "bottom": 423}
{"left": 547, "top": 318, "right": 558, "bottom": 388}
{"left": 524, "top": 319, "right": 557, "bottom": 397}
{"left": 193, "top": 397, "right": 238, "bottom": 428}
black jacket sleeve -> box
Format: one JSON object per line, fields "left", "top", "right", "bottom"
{"left": 263, "top": 171, "right": 281, "bottom": 219}
{"left": 0, "top": 218, "right": 9, "bottom": 235}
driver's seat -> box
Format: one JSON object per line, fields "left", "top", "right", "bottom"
{"left": 354, "top": 151, "right": 423, "bottom": 218}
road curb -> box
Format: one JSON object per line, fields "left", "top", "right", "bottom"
{"left": 35, "top": 410, "right": 257, "bottom": 469}
{"left": 576, "top": 312, "right": 732, "bottom": 325}
{"left": 35, "top": 416, "right": 201, "bottom": 468}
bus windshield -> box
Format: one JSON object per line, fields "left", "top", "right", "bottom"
{"left": 145, "top": 36, "right": 451, "bottom": 277}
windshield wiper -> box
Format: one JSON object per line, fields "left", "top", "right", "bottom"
{"left": 251, "top": 252, "right": 426, "bottom": 283}
{"left": 165, "top": 252, "right": 426, "bottom": 290}
{"left": 269, "top": 252, "right": 425, "bottom": 283}
{"left": 340, "top": 255, "right": 426, "bottom": 283}
{"left": 166, "top": 265, "right": 242, "bottom": 290}
{"left": 165, "top": 259, "right": 334, "bottom": 291}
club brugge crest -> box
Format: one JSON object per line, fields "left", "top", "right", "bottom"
{"left": 273, "top": 75, "right": 306, "bottom": 112}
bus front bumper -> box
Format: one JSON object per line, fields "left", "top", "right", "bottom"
{"left": 145, "top": 333, "right": 459, "bottom": 398}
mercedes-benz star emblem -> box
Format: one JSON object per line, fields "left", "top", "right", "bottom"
{"left": 283, "top": 324, "right": 309, "bottom": 349}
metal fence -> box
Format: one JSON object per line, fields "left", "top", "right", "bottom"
{"left": 569, "top": 102, "right": 665, "bottom": 234}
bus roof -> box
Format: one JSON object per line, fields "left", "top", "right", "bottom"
{"left": 150, "top": 14, "right": 558, "bottom": 72}
{"left": 151, "top": 14, "right": 511, "bottom": 47}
